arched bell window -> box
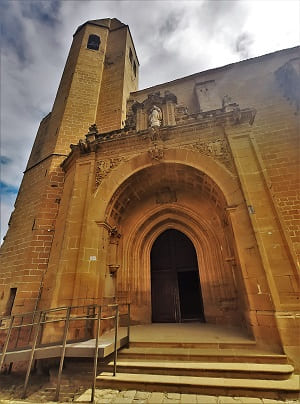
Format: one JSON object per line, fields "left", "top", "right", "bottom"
{"left": 87, "top": 34, "right": 100, "bottom": 51}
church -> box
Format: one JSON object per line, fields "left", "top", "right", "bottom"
{"left": 0, "top": 17, "right": 299, "bottom": 377}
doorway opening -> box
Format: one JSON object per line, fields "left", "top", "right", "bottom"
{"left": 151, "top": 229, "right": 205, "bottom": 323}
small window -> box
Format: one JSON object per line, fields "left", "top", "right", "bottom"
{"left": 133, "top": 61, "right": 137, "bottom": 77}
{"left": 87, "top": 34, "right": 100, "bottom": 51}
{"left": 6, "top": 288, "right": 17, "bottom": 316}
{"left": 129, "top": 48, "right": 133, "bottom": 64}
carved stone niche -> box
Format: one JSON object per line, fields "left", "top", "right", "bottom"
{"left": 275, "top": 58, "right": 300, "bottom": 114}
{"left": 194, "top": 80, "right": 222, "bottom": 112}
{"left": 126, "top": 91, "right": 178, "bottom": 132}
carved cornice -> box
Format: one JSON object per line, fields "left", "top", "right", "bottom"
{"left": 61, "top": 108, "right": 256, "bottom": 171}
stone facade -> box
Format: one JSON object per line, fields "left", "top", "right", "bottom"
{"left": 0, "top": 18, "right": 299, "bottom": 368}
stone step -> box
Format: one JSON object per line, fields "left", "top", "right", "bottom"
{"left": 96, "top": 372, "right": 300, "bottom": 400}
{"left": 119, "top": 347, "right": 288, "bottom": 364}
{"left": 129, "top": 341, "right": 258, "bottom": 349}
{"left": 106, "top": 360, "right": 294, "bottom": 380}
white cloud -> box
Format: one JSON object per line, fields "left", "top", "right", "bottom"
{"left": 1, "top": 0, "right": 299, "bottom": 239}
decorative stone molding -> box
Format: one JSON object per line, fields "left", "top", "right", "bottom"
{"left": 148, "top": 126, "right": 161, "bottom": 142}
{"left": 108, "top": 264, "right": 120, "bottom": 276}
{"left": 108, "top": 226, "right": 121, "bottom": 244}
{"left": 126, "top": 90, "right": 178, "bottom": 131}
{"left": 148, "top": 144, "right": 164, "bottom": 161}
{"left": 95, "top": 157, "right": 124, "bottom": 187}
{"left": 225, "top": 205, "right": 238, "bottom": 212}
{"left": 95, "top": 221, "right": 121, "bottom": 244}
{"left": 175, "top": 104, "right": 189, "bottom": 123}
{"left": 182, "top": 137, "right": 235, "bottom": 173}
{"left": 85, "top": 123, "right": 99, "bottom": 142}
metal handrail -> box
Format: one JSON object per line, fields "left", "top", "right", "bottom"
{"left": 91, "top": 305, "right": 101, "bottom": 403}
{"left": 55, "top": 306, "right": 71, "bottom": 401}
{"left": 21, "top": 311, "right": 43, "bottom": 398}
{"left": 0, "top": 302, "right": 130, "bottom": 403}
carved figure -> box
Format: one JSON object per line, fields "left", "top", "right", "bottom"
{"left": 149, "top": 105, "right": 162, "bottom": 128}
{"left": 88, "top": 123, "right": 99, "bottom": 134}
{"left": 78, "top": 139, "right": 91, "bottom": 153}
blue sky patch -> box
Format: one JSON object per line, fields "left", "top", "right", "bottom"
{"left": 0, "top": 156, "right": 11, "bottom": 165}
{"left": 22, "top": 0, "right": 61, "bottom": 26}
{"left": 0, "top": 181, "right": 18, "bottom": 195}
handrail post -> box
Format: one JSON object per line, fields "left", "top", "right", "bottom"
{"left": 0, "top": 316, "right": 14, "bottom": 371}
{"left": 22, "top": 311, "right": 43, "bottom": 399}
{"left": 113, "top": 305, "right": 119, "bottom": 376}
{"left": 27, "top": 311, "right": 36, "bottom": 345}
{"left": 91, "top": 305, "right": 102, "bottom": 403}
{"left": 54, "top": 306, "right": 71, "bottom": 402}
{"left": 127, "top": 303, "right": 130, "bottom": 348}
{"left": 15, "top": 315, "right": 24, "bottom": 348}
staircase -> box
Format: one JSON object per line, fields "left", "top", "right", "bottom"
{"left": 97, "top": 340, "right": 299, "bottom": 400}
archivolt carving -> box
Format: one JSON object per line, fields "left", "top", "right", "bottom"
{"left": 95, "top": 158, "right": 124, "bottom": 187}
{"left": 182, "top": 137, "right": 235, "bottom": 173}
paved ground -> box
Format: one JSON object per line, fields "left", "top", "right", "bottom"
{"left": 0, "top": 381, "right": 298, "bottom": 404}
{"left": 74, "top": 389, "right": 299, "bottom": 404}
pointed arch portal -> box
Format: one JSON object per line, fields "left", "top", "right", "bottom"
{"left": 151, "top": 229, "right": 205, "bottom": 323}
{"left": 86, "top": 152, "right": 270, "bottom": 334}
{"left": 102, "top": 160, "right": 245, "bottom": 326}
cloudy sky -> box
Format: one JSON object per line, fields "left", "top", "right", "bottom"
{"left": 0, "top": 0, "right": 299, "bottom": 239}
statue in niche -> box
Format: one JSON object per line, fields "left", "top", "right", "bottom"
{"left": 149, "top": 105, "right": 162, "bottom": 128}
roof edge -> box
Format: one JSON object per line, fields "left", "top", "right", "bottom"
{"left": 133, "top": 45, "right": 300, "bottom": 95}
{"left": 73, "top": 21, "right": 111, "bottom": 36}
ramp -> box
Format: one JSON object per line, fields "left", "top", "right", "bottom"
{"left": 0, "top": 303, "right": 130, "bottom": 402}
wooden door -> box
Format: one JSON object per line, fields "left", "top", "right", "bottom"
{"left": 151, "top": 229, "right": 204, "bottom": 323}
{"left": 151, "top": 271, "right": 179, "bottom": 322}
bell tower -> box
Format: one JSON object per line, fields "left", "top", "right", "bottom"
{"left": 0, "top": 18, "right": 139, "bottom": 315}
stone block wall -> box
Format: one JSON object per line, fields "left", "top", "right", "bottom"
{"left": 0, "top": 19, "right": 137, "bottom": 315}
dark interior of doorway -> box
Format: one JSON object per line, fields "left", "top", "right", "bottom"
{"left": 151, "top": 229, "right": 205, "bottom": 323}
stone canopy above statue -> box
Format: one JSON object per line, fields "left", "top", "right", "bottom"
{"left": 126, "top": 91, "right": 178, "bottom": 131}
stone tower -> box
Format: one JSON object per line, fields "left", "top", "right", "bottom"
{"left": 0, "top": 18, "right": 138, "bottom": 315}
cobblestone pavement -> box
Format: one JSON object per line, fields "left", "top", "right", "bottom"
{"left": 0, "top": 375, "right": 298, "bottom": 404}
{"left": 0, "top": 388, "right": 299, "bottom": 404}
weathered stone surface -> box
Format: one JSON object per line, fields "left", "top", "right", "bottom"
{"left": 181, "top": 393, "right": 197, "bottom": 403}
{"left": 196, "top": 395, "right": 218, "bottom": 403}
{"left": 147, "top": 392, "right": 166, "bottom": 403}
